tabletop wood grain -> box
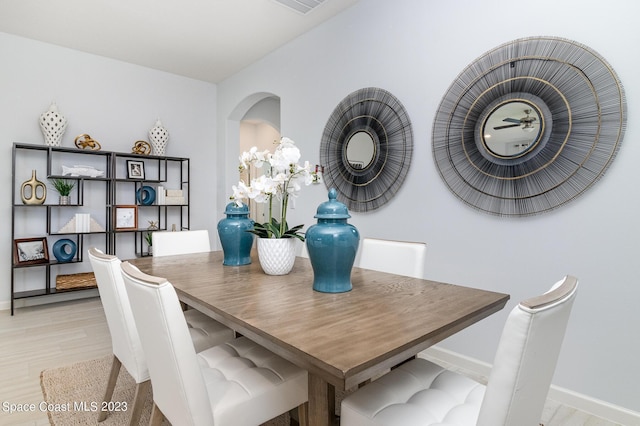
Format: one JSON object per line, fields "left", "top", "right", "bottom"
{"left": 129, "top": 251, "right": 509, "bottom": 425}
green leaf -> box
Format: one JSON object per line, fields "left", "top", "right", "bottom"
{"left": 246, "top": 220, "right": 306, "bottom": 240}
{"left": 264, "top": 221, "right": 280, "bottom": 238}
{"left": 246, "top": 222, "right": 270, "bottom": 238}
{"left": 49, "top": 178, "right": 75, "bottom": 196}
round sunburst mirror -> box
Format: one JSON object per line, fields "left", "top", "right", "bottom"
{"left": 433, "top": 36, "right": 626, "bottom": 216}
{"left": 320, "top": 87, "right": 413, "bottom": 212}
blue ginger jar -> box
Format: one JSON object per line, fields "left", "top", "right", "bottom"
{"left": 306, "top": 188, "right": 359, "bottom": 293}
{"left": 217, "top": 202, "right": 254, "bottom": 266}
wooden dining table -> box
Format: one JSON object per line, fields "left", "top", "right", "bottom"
{"left": 128, "top": 251, "right": 509, "bottom": 426}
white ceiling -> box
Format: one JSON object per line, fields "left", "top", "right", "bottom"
{"left": 0, "top": 0, "right": 359, "bottom": 83}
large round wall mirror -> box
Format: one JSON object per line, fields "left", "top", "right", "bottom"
{"left": 320, "top": 87, "right": 413, "bottom": 212}
{"left": 433, "top": 36, "right": 626, "bottom": 216}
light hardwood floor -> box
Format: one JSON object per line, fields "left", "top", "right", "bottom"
{"left": 0, "top": 298, "right": 111, "bottom": 425}
{"left": 0, "top": 298, "right": 622, "bottom": 426}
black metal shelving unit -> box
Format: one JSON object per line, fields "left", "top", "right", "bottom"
{"left": 10, "top": 143, "right": 190, "bottom": 314}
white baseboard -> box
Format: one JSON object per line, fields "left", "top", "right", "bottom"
{"left": 0, "top": 290, "right": 99, "bottom": 312}
{"left": 419, "top": 346, "right": 640, "bottom": 425}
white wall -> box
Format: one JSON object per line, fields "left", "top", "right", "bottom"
{"left": 217, "top": 0, "right": 640, "bottom": 413}
{"left": 0, "top": 32, "right": 218, "bottom": 308}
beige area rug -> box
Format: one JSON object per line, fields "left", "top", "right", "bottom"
{"left": 40, "top": 355, "right": 290, "bottom": 425}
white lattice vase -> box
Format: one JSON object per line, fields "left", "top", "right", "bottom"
{"left": 257, "top": 238, "right": 297, "bottom": 275}
{"left": 149, "top": 119, "right": 169, "bottom": 155}
{"left": 39, "top": 102, "right": 67, "bottom": 147}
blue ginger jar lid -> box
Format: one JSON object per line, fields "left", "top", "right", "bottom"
{"left": 224, "top": 201, "right": 249, "bottom": 216}
{"left": 314, "top": 188, "right": 351, "bottom": 220}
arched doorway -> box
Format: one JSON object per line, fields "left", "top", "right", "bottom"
{"left": 229, "top": 94, "right": 281, "bottom": 223}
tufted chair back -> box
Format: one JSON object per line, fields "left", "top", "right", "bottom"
{"left": 90, "top": 247, "right": 235, "bottom": 424}
{"left": 88, "top": 247, "right": 148, "bottom": 382}
{"left": 121, "top": 261, "right": 214, "bottom": 425}
{"left": 341, "top": 275, "right": 578, "bottom": 426}
{"left": 121, "top": 261, "right": 309, "bottom": 425}
{"left": 478, "top": 275, "right": 579, "bottom": 425}
{"left": 355, "top": 238, "right": 427, "bottom": 278}
{"left": 151, "top": 229, "right": 210, "bottom": 257}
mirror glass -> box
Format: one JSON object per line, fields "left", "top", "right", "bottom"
{"left": 481, "top": 101, "right": 542, "bottom": 158}
{"left": 345, "top": 131, "right": 375, "bottom": 170}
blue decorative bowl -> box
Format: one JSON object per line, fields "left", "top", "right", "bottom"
{"left": 136, "top": 186, "right": 156, "bottom": 205}
{"left": 52, "top": 239, "right": 77, "bottom": 263}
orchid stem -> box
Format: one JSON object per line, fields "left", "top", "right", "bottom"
{"left": 281, "top": 189, "right": 288, "bottom": 236}
{"left": 268, "top": 194, "right": 273, "bottom": 237}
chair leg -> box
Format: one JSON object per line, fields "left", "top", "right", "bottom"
{"left": 328, "top": 385, "right": 336, "bottom": 423}
{"left": 297, "top": 402, "right": 309, "bottom": 426}
{"left": 149, "top": 402, "right": 165, "bottom": 426}
{"left": 128, "top": 380, "right": 151, "bottom": 426}
{"left": 98, "top": 356, "right": 122, "bottom": 422}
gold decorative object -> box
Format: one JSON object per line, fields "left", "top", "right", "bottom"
{"left": 21, "top": 170, "right": 46, "bottom": 205}
{"left": 147, "top": 220, "right": 159, "bottom": 230}
{"left": 74, "top": 134, "right": 101, "bottom": 150}
{"left": 131, "top": 140, "right": 151, "bottom": 155}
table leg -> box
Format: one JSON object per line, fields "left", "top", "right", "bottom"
{"left": 308, "top": 374, "right": 336, "bottom": 426}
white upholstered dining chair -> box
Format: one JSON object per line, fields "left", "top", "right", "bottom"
{"left": 151, "top": 229, "right": 211, "bottom": 257}
{"left": 355, "top": 238, "right": 427, "bottom": 279}
{"left": 335, "top": 238, "right": 427, "bottom": 415}
{"left": 120, "top": 261, "right": 309, "bottom": 426}
{"left": 341, "top": 275, "right": 579, "bottom": 426}
{"left": 88, "top": 247, "right": 235, "bottom": 425}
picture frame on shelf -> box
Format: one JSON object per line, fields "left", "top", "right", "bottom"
{"left": 14, "top": 237, "right": 49, "bottom": 265}
{"left": 126, "top": 160, "right": 145, "bottom": 179}
{"left": 114, "top": 205, "right": 138, "bottom": 230}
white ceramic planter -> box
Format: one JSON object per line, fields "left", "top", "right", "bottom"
{"left": 257, "top": 238, "right": 297, "bottom": 275}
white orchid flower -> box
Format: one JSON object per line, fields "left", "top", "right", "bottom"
{"left": 231, "top": 137, "right": 318, "bottom": 239}
{"left": 231, "top": 181, "right": 252, "bottom": 206}
{"left": 289, "top": 179, "right": 302, "bottom": 193}
{"left": 270, "top": 172, "right": 287, "bottom": 186}
{"left": 253, "top": 149, "right": 270, "bottom": 169}
{"left": 271, "top": 139, "right": 301, "bottom": 172}
{"left": 239, "top": 147, "right": 255, "bottom": 170}
{"left": 279, "top": 136, "right": 295, "bottom": 147}
{"left": 239, "top": 146, "right": 271, "bottom": 171}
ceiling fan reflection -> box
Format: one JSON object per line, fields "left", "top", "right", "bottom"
{"left": 493, "top": 109, "right": 537, "bottom": 130}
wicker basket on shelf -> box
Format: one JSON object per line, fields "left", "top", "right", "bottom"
{"left": 56, "top": 272, "right": 97, "bottom": 291}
